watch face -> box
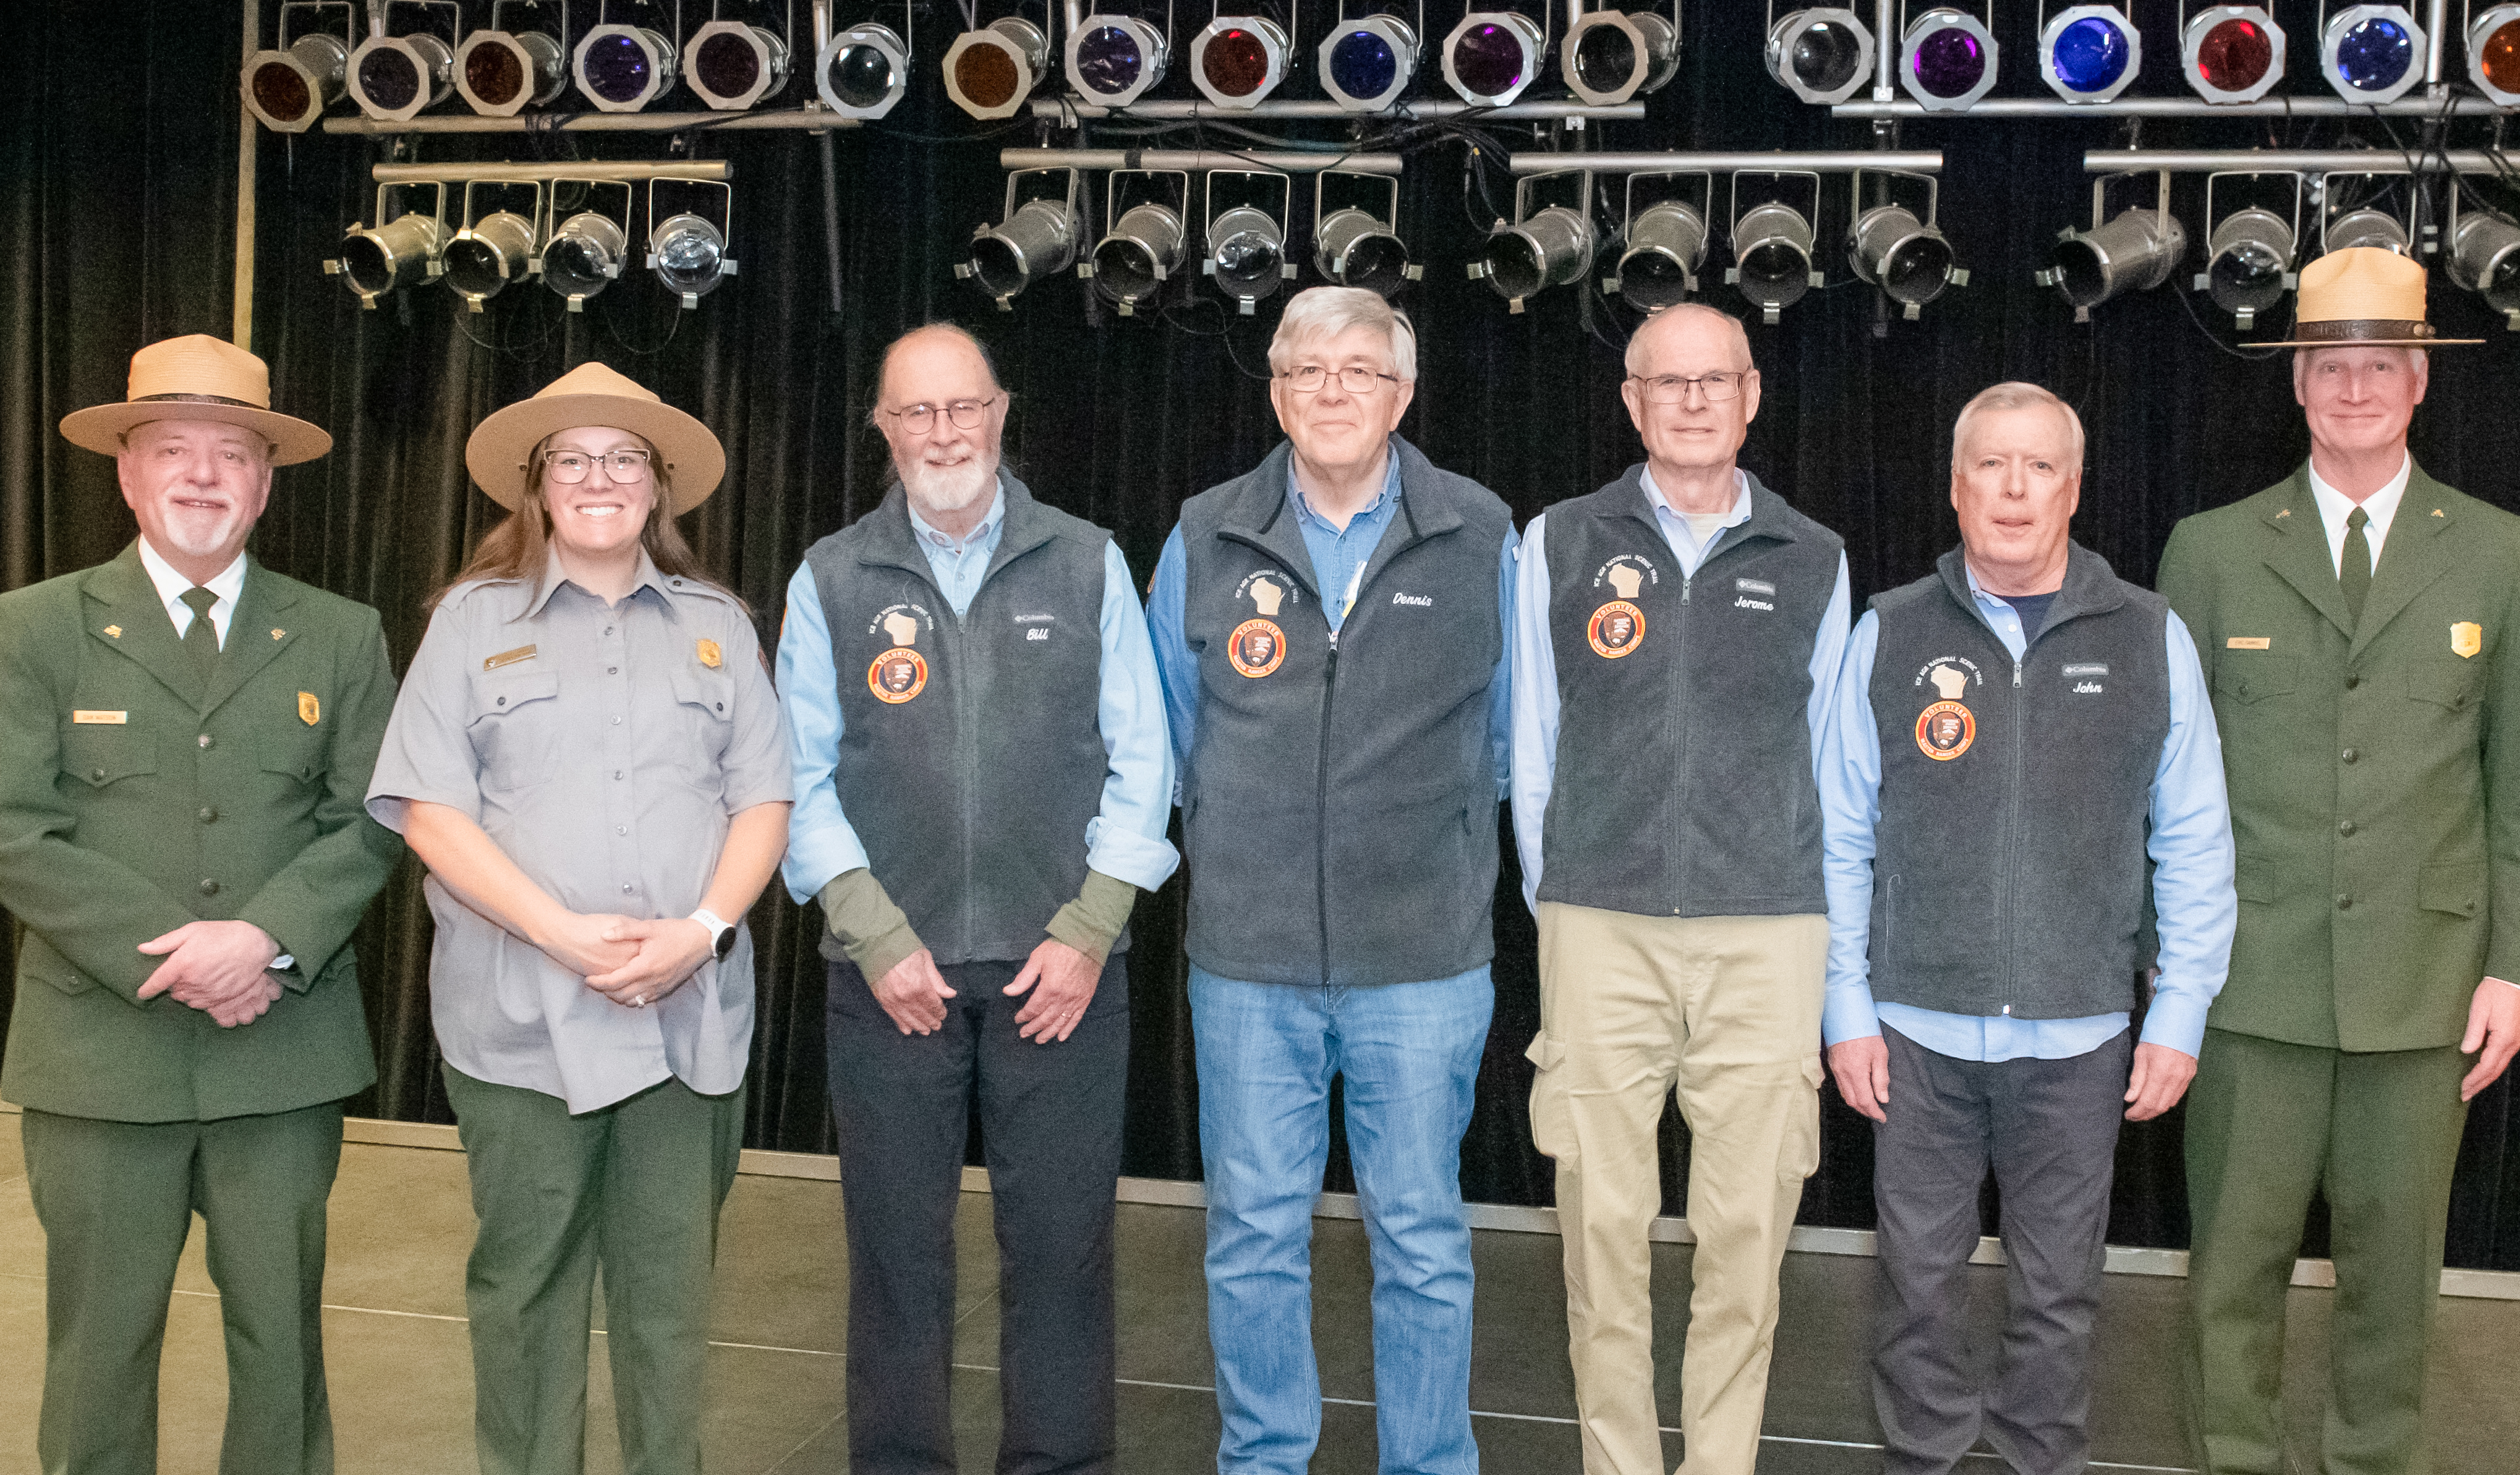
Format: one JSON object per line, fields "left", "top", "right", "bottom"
{"left": 713, "top": 924, "right": 737, "bottom": 960}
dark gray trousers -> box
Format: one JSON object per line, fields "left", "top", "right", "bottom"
{"left": 1871, "top": 1025, "right": 2132, "bottom": 1475}
{"left": 825, "top": 952, "right": 1130, "bottom": 1475}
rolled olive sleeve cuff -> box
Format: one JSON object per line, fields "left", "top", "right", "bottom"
{"left": 1044, "top": 869, "right": 1139, "bottom": 966}
{"left": 819, "top": 868, "right": 924, "bottom": 982}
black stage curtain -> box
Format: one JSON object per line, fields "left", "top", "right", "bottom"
{"left": 6, "top": 0, "right": 2518, "bottom": 1269}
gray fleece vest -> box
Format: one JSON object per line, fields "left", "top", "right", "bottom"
{"left": 1865, "top": 543, "right": 2169, "bottom": 1019}
{"left": 805, "top": 476, "right": 1115, "bottom": 966}
{"left": 1537, "top": 468, "right": 1841, "bottom": 917}
{"left": 1177, "top": 437, "right": 1513, "bottom": 986}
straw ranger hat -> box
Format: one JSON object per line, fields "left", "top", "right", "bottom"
{"left": 464, "top": 361, "right": 725, "bottom": 513}
{"left": 2256, "top": 245, "right": 2484, "bottom": 349}
{"left": 59, "top": 334, "right": 332, "bottom": 464}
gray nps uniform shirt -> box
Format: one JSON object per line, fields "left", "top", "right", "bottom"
{"left": 366, "top": 548, "right": 791, "bottom": 1113}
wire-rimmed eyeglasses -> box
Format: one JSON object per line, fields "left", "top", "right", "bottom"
{"left": 882, "top": 396, "right": 1001, "bottom": 434}
{"left": 542, "top": 448, "right": 654, "bottom": 483}
{"left": 1628, "top": 371, "right": 1750, "bottom": 404}
{"left": 1280, "top": 365, "right": 1403, "bottom": 394}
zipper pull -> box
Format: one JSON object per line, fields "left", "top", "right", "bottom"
{"left": 2013, "top": 658, "right": 2023, "bottom": 688}
{"left": 1681, "top": 576, "right": 1692, "bottom": 603}
{"left": 1327, "top": 629, "right": 1340, "bottom": 652}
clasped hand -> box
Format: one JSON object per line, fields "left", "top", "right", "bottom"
{"left": 537, "top": 911, "right": 715, "bottom": 1008}
{"left": 135, "top": 920, "right": 283, "bottom": 1027}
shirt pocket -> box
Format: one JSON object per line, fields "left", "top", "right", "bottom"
{"left": 61, "top": 725, "right": 158, "bottom": 789}
{"left": 469, "top": 670, "right": 564, "bottom": 791}
{"left": 2406, "top": 662, "right": 2480, "bottom": 714}
{"left": 668, "top": 666, "right": 736, "bottom": 782}
{"left": 2211, "top": 652, "right": 2298, "bottom": 704}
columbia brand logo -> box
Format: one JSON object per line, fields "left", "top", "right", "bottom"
{"left": 1014, "top": 613, "right": 1055, "bottom": 623}
{"left": 2062, "top": 662, "right": 2108, "bottom": 676}
{"left": 1391, "top": 592, "right": 1432, "bottom": 607}
{"left": 1735, "top": 578, "right": 1776, "bottom": 596}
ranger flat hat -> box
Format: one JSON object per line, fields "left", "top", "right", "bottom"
{"left": 59, "top": 334, "right": 333, "bottom": 464}
{"left": 2255, "top": 245, "right": 2484, "bottom": 349}
{"left": 464, "top": 361, "right": 725, "bottom": 513}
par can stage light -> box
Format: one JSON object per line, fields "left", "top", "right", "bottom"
{"left": 819, "top": 23, "right": 911, "bottom": 117}
{"left": 442, "top": 209, "right": 540, "bottom": 310}
{"left": 242, "top": 33, "right": 349, "bottom": 132}
{"left": 456, "top": 29, "right": 568, "bottom": 116}
{"left": 347, "top": 32, "right": 454, "bottom": 122}
{"left": 2040, "top": 4, "right": 2142, "bottom": 104}
{"left": 649, "top": 214, "right": 733, "bottom": 307}
{"left": 2181, "top": 5, "right": 2284, "bottom": 103}
{"left": 1849, "top": 202, "right": 1957, "bottom": 315}
{"left": 1766, "top": 7, "right": 1876, "bottom": 105}
{"left": 1314, "top": 171, "right": 1419, "bottom": 297}
{"left": 1901, "top": 7, "right": 1999, "bottom": 111}
{"left": 2321, "top": 4, "right": 2424, "bottom": 104}
{"left": 2449, "top": 206, "right": 2520, "bottom": 327}
{"left": 961, "top": 171, "right": 1083, "bottom": 310}
{"left": 945, "top": 19, "right": 1051, "bottom": 117}
{"left": 542, "top": 211, "right": 629, "bottom": 310}
{"left": 1193, "top": 15, "right": 1292, "bottom": 108}
{"left": 330, "top": 211, "right": 447, "bottom": 308}
{"left": 2195, "top": 206, "right": 2297, "bottom": 328}
{"left": 1612, "top": 200, "right": 1709, "bottom": 313}
{"left": 687, "top": 21, "right": 790, "bottom": 110}
{"left": 1471, "top": 172, "right": 1598, "bottom": 314}
{"left": 1207, "top": 206, "right": 1290, "bottom": 312}
{"left": 2326, "top": 205, "right": 2411, "bottom": 253}
{"left": 1561, "top": 9, "right": 1680, "bottom": 107}
{"left": 1729, "top": 200, "right": 1821, "bottom": 322}
{"left": 576, "top": 23, "right": 679, "bottom": 111}
{"left": 1319, "top": 15, "right": 1421, "bottom": 110}
{"left": 2469, "top": 5, "right": 2520, "bottom": 104}
{"left": 1443, "top": 11, "right": 1549, "bottom": 106}
{"left": 1067, "top": 14, "right": 1171, "bottom": 106}
{"left": 2038, "top": 206, "right": 2186, "bottom": 318}
{"left": 1091, "top": 202, "right": 1188, "bottom": 315}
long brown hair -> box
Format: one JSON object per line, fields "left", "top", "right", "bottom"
{"left": 426, "top": 430, "right": 739, "bottom": 614}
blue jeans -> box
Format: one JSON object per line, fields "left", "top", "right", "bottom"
{"left": 1190, "top": 966, "right": 1495, "bottom": 1475}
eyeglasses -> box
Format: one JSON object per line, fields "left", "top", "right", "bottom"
{"left": 883, "top": 396, "right": 999, "bottom": 434}
{"left": 1280, "top": 365, "right": 1402, "bottom": 394}
{"left": 542, "top": 448, "right": 654, "bottom": 483}
{"left": 1630, "top": 371, "right": 1750, "bottom": 404}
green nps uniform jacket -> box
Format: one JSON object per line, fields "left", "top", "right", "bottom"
{"left": 2157, "top": 464, "right": 2520, "bottom": 1052}
{"left": 0, "top": 542, "right": 402, "bottom": 1121}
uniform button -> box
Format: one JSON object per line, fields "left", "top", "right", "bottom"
{"left": 616, "top": 826, "right": 628, "bottom": 835}
{"left": 614, "top": 770, "right": 626, "bottom": 780}
{"left": 714, "top": 702, "right": 723, "bottom": 712}
{"left": 612, "top": 716, "right": 621, "bottom": 725}
{"left": 197, "top": 734, "right": 213, "bottom": 749}
{"left": 497, "top": 695, "right": 508, "bottom": 706}
{"left": 621, "top": 883, "right": 634, "bottom": 895}
{"left": 199, "top": 807, "right": 218, "bottom": 823}
{"left": 2345, "top": 674, "right": 2362, "bottom": 690}
{"left": 2001, "top": 1005, "right": 2013, "bottom": 1015}
{"left": 607, "top": 666, "right": 619, "bottom": 675}
{"left": 2337, "top": 895, "right": 2353, "bottom": 910}
{"left": 604, "top": 626, "right": 614, "bottom": 635}
{"left": 90, "top": 767, "right": 105, "bottom": 781}
{"left": 2341, "top": 747, "right": 2358, "bottom": 763}
{"left": 2338, "top": 819, "right": 2356, "bottom": 836}
{"left": 198, "top": 878, "right": 219, "bottom": 896}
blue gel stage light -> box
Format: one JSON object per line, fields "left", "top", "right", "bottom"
{"left": 1065, "top": 14, "right": 1170, "bottom": 106}
{"left": 1319, "top": 15, "right": 1418, "bottom": 110}
{"left": 2040, "top": 6, "right": 2140, "bottom": 103}
{"left": 2321, "top": 4, "right": 2424, "bottom": 103}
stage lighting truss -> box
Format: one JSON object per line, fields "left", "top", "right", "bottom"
{"left": 1443, "top": 9, "right": 1549, "bottom": 106}
{"left": 2320, "top": 3, "right": 2425, "bottom": 104}
{"left": 1203, "top": 171, "right": 1298, "bottom": 313}
{"left": 1603, "top": 171, "right": 1713, "bottom": 314}
{"left": 455, "top": 17, "right": 569, "bottom": 117}
{"left": 1561, "top": 5, "right": 1681, "bottom": 108}
{"left": 687, "top": 19, "right": 791, "bottom": 109}
{"left": 242, "top": 2, "right": 354, "bottom": 132}
{"left": 2040, "top": 3, "right": 2142, "bottom": 103}
{"left": 1848, "top": 170, "right": 1965, "bottom": 320}
{"left": 538, "top": 180, "right": 637, "bottom": 310}
{"left": 1067, "top": 11, "right": 1172, "bottom": 107}
{"left": 1765, "top": 5, "right": 1875, "bottom": 105}
{"left": 2190, "top": 172, "right": 2302, "bottom": 329}
{"left": 2181, "top": 4, "right": 2286, "bottom": 103}
{"left": 959, "top": 168, "right": 1083, "bottom": 308}
{"left": 347, "top": 1, "right": 459, "bottom": 122}
{"left": 577, "top": 20, "right": 681, "bottom": 111}
{"left": 647, "top": 179, "right": 739, "bottom": 308}
{"left": 2448, "top": 189, "right": 2520, "bottom": 330}
{"left": 1193, "top": 12, "right": 1294, "bottom": 108}
{"left": 325, "top": 182, "right": 449, "bottom": 309}
{"left": 1901, "top": 4, "right": 2000, "bottom": 111}
{"left": 820, "top": 10, "right": 913, "bottom": 118}
{"left": 2036, "top": 172, "right": 2187, "bottom": 321}
{"left": 1319, "top": 12, "right": 1421, "bottom": 111}
{"left": 1314, "top": 171, "right": 1422, "bottom": 297}
{"left": 1726, "top": 171, "right": 1826, "bottom": 323}
{"left": 1082, "top": 169, "right": 1190, "bottom": 317}
{"left": 440, "top": 181, "right": 546, "bottom": 311}
{"left": 1469, "top": 169, "right": 1599, "bottom": 315}
{"left": 945, "top": 17, "right": 1052, "bottom": 117}
{"left": 2470, "top": 3, "right": 2520, "bottom": 104}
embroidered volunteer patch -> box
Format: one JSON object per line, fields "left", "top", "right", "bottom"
{"left": 869, "top": 649, "right": 928, "bottom": 703}
{"left": 1228, "top": 618, "right": 1286, "bottom": 678}
{"left": 1915, "top": 700, "right": 1975, "bottom": 760}
{"left": 1588, "top": 600, "right": 1645, "bottom": 658}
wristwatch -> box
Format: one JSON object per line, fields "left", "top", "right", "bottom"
{"left": 690, "top": 909, "right": 737, "bottom": 961}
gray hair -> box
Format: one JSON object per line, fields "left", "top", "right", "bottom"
{"left": 1952, "top": 381, "right": 2085, "bottom": 471}
{"left": 870, "top": 322, "right": 1006, "bottom": 428}
{"left": 1622, "top": 302, "right": 1752, "bottom": 378}
{"left": 1269, "top": 286, "right": 1417, "bottom": 382}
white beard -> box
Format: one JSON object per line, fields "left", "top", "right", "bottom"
{"left": 902, "top": 454, "right": 996, "bottom": 516}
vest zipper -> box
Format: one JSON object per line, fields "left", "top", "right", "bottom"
{"left": 948, "top": 598, "right": 977, "bottom": 959}
{"left": 1672, "top": 572, "right": 1692, "bottom": 912}
{"left": 2005, "top": 651, "right": 2024, "bottom": 1018}
{"left": 1317, "top": 629, "right": 1340, "bottom": 984}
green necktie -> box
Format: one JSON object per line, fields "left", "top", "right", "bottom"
{"left": 2339, "top": 506, "right": 2372, "bottom": 627}
{"left": 180, "top": 586, "right": 221, "bottom": 678}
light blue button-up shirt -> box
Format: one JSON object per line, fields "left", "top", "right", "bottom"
{"left": 777, "top": 482, "right": 1180, "bottom": 904}
{"left": 1817, "top": 562, "right": 2236, "bottom": 1061}
{"left": 1509, "top": 469, "right": 1854, "bottom": 911}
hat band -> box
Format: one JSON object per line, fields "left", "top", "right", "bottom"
{"left": 134, "top": 391, "right": 271, "bottom": 409}
{"left": 2290, "top": 318, "right": 2435, "bottom": 342}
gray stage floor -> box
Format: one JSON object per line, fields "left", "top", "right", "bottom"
{"left": 1, "top": 1129, "right": 2513, "bottom": 1473}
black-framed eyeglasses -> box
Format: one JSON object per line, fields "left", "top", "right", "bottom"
{"left": 883, "top": 396, "right": 1000, "bottom": 434}
{"left": 1630, "top": 371, "right": 1750, "bottom": 404}
{"left": 1280, "top": 365, "right": 1403, "bottom": 394}
{"left": 542, "top": 448, "right": 654, "bottom": 483}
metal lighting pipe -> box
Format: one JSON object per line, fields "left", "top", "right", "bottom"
{"left": 1836, "top": 97, "right": 2507, "bottom": 117}
{"left": 2081, "top": 150, "right": 2512, "bottom": 172}
{"left": 2427, "top": 0, "right": 2451, "bottom": 91}
{"left": 234, "top": 0, "right": 257, "bottom": 349}
{"left": 325, "top": 109, "right": 861, "bottom": 134}
{"left": 1002, "top": 148, "right": 1404, "bottom": 174}
{"left": 1511, "top": 150, "right": 1944, "bottom": 174}
{"left": 1033, "top": 98, "right": 1647, "bottom": 119}
{"left": 1875, "top": 0, "right": 1896, "bottom": 102}
{"left": 372, "top": 161, "right": 734, "bottom": 182}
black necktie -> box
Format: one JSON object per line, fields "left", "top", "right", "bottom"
{"left": 2339, "top": 507, "right": 2372, "bottom": 627}
{"left": 181, "top": 586, "right": 221, "bottom": 678}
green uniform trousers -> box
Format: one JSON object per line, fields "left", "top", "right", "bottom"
{"left": 20, "top": 1101, "right": 344, "bottom": 1475}
{"left": 2182, "top": 1027, "right": 2469, "bottom": 1475}
{"left": 441, "top": 1065, "right": 744, "bottom": 1475}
